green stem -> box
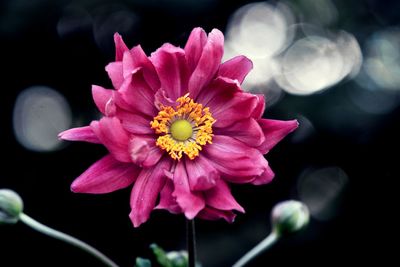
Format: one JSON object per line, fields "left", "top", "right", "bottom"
{"left": 19, "top": 213, "right": 119, "bottom": 267}
{"left": 232, "top": 231, "right": 279, "bottom": 267}
{"left": 186, "top": 219, "right": 196, "bottom": 267}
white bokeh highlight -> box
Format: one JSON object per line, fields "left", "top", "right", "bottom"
{"left": 13, "top": 86, "right": 72, "bottom": 152}
{"left": 297, "top": 167, "right": 348, "bottom": 221}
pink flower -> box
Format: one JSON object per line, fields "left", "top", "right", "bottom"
{"left": 59, "top": 27, "right": 298, "bottom": 227}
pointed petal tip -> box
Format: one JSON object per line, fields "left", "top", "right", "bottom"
{"left": 70, "top": 179, "right": 83, "bottom": 193}
{"left": 129, "top": 211, "right": 144, "bottom": 228}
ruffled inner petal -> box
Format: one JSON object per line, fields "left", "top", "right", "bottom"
{"left": 188, "top": 29, "right": 224, "bottom": 99}
{"left": 204, "top": 135, "right": 268, "bottom": 183}
{"left": 218, "top": 55, "right": 253, "bottom": 84}
{"left": 90, "top": 117, "right": 131, "bottom": 162}
{"left": 150, "top": 44, "right": 189, "bottom": 101}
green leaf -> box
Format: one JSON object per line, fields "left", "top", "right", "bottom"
{"left": 167, "top": 251, "right": 188, "bottom": 267}
{"left": 150, "top": 243, "right": 173, "bottom": 267}
{"left": 135, "top": 257, "right": 152, "bottom": 267}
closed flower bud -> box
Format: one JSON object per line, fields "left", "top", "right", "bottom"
{"left": 271, "top": 200, "right": 309, "bottom": 236}
{"left": 0, "top": 189, "right": 23, "bottom": 224}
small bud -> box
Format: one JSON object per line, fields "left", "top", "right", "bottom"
{"left": 0, "top": 189, "right": 23, "bottom": 224}
{"left": 271, "top": 200, "right": 309, "bottom": 236}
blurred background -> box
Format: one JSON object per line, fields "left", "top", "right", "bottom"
{"left": 0, "top": 0, "right": 397, "bottom": 266}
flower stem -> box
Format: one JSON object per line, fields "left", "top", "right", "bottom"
{"left": 186, "top": 219, "right": 196, "bottom": 267}
{"left": 19, "top": 213, "right": 119, "bottom": 267}
{"left": 232, "top": 231, "right": 279, "bottom": 267}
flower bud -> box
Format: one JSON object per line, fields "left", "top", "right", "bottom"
{"left": 271, "top": 200, "right": 309, "bottom": 236}
{"left": 0, "top": 189, "right": 23, "bottom": 224}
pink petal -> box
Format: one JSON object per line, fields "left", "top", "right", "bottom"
{"left": 184, "top": 27, "right": 207, "bottom": 73}
{"left": 122, "top": 50, "right": 136, "bottom": 79}
{"left": 257, "top": 119, "right": 299, "bottom": 153}
{"left": 196, "top": 76, "right": 240, "bottom": 106}
{"left": 154, "top": 89, "right": 177, "bottom": 110}
{"left": 117, "top": 109, "right": 153, "bottom": 135}
{"left": 130, "top": 45, "right": 160, "bottom": 91}
{"left": 218, "top": 55, "right": 253, "bottom": 84}
{"left": 155, "top": 179, "right": 182, "bottom": 214}
{"left": 251, "top": 163, "right": 275, "bottom": 185}
{"left": 114, "top": 33, "right": 129, "bottom": 61}
{"left": 90, "top": 117, "right": 131, "bottom": 162}
{"left": 197, "top": 77, "right": 258, "bottom": 128}
{"left": 58, "top": 126, "right": 101, "bottom": 144}
{"left": 71, "top": 154, "right": 140, "bottom": 194}
{"left": 204, "top": 180, "right": 244, "bottom": 213}
{"left": 185, "top": 156, "right": 219, "bottom": 191}
{"left": 204, "top": 135, "right": 268, "bottom": 183}
{"left": 92, "top": 85, "right": 116, "bottom": 116}
{"left": 214, "top": 118, "right": 265, "bottom": 147}
{"left": 129, "top": 158, "right": 171, "bottom": 227}
{"left": 252, "top": 94, "right": 265, "bottom": 119}
{"left": 119, "top": 69, "right": 158, "bottom": 117}
{"left": 188, "top": 29, "right": 224, "bottom": 99}
{"left": 150, "top": 43, "right": 189, "bottom": 101}
{"left": 105, "top": 62, "right": 124, "bottom": 90}
{"left": 197, "top": 207, "right": 237, "bottom": 223}
{"left": 172, "top": 161, "right": 205, "bottom": 219}
{"left": 129, "top": 136, "right": 163, "bottom": 167}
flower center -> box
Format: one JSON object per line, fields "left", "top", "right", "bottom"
{"left": 170, "top": 119, "right": 193, "bottom": 141}
{"left": 150, "top": 94, "right": 215, "bottom": 160}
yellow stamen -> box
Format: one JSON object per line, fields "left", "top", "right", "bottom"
{"left": 150, "top": 94, "right": 215, "bottom": 160}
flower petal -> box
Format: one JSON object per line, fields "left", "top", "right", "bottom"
{"left": 204, "top": 135, "right": 267, "bottom": 182}
{"left": 257, "top": 119, "right": 299, "bottom": 153}
{"left": 129, "top": 158, "right": 171, "bottom": 227}
{"left": 130, "top": 45, "right": 161, "bottom": 91}
{"left": 214, "top": 118, "right": 265, "bottom": 147}
{"left": 185, "top": 156, "right": 219, "bottom": 191}
{"left": 119, "top": 69, "right": 158, "bottom": 117}
{"left": 218, "top": 55, "right": 253, "bottom": 84}
{"left": 105, "top": 62, "right": 124, "bottom": 90}
{"left": 204, "top": 180, "right": 244, "bottom": 213}
{"left": 197, "top": 77, "right": 258, "bottom": 128}
{"left": 188, "top": 29, "right": 224, "bottom": 99}
{"left": 173, "top": 161, "right": 205, "bottom": 219}
{"left": 154, "top": 179, "right": 182, "bottom": 214}
{"left": 92, "top": 85, "right": 116, "bottom": 116}
{"left": 251, "top": 163, "right": 275, "bottom": 185}
{"left": 197, "top": 207, "right": 237, "bottom": 223}
{"left": 184, "top": 27, "right": 207, "bottom": 73}
{"left": 151, "top": 44, "right": 189, "bottom": 101}
{"left": 252, "top": 94, "right": 265, "bottom": 119}
{"left": 129, "top": 136, "right": 163, "bottom": 167}
{"left": 117, "top": 109, "right": 153, "bottom": 135}
{"left": 154, "top": 89, "right": 177, "bottom": 110}
{"left": 114, "top": 33, "right": 129, "bottom": 61}
{"left": 90, "top": 117, "right": 131, "bottom": 162}
{"left": 58, "top": 126, "right": 101, "bottom": 144}
{"left": 71, "top": 154, "right": 140, "bottom": 194}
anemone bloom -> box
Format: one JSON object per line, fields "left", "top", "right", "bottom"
{"left": 59, "top": 27, "right": 298, "bottom": 227}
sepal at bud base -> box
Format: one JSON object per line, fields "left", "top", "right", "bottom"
{"left": 0, "top": 189, "right": 23, "bottom": 224}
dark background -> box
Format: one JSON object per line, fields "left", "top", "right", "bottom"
{"left": 0, "top": 0, "right": 397, "bottom": 266}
